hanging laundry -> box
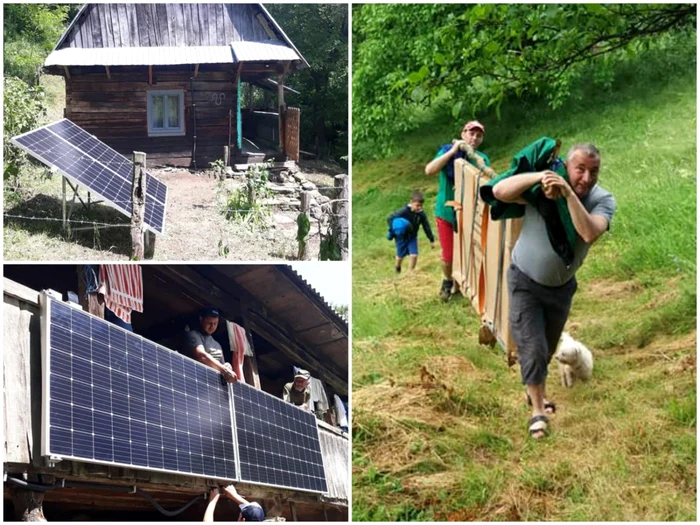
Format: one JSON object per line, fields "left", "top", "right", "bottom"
{"left": 309, "top": 377, "right": 330, "bottom": 414}
{"left": 99, "top": 265, "right": 143, "bottom": 324}
{"left": 334, "top": 394, "right": 348, "bottom": 431}
{"left": 227, "top": 320, "right": 250, "bottom": 382}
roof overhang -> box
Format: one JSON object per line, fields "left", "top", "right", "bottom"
{"left": 46, "top": 42, "right": 304, "bottom": 69}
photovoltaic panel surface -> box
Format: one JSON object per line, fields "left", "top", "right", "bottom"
{"left": 232, "top": 382, "right": 328, "bottom": 493}
{"left": 12, "top": 119, "right": 167, "bottom": 234}
{"left": 43, "top": 296, "right": 237, "bottom": 480}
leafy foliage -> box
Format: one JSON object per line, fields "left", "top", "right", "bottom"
{"left": 267, "top": 4, "right": 348, "bottom": 161}
{"left": 3, "top": 4, "right": 77, "bottom": 85}
{"left": 3, "top": 77, "right": 47, "bottom": 186}
{"left": 353, "top": 4, "right": 696, "bottom": 159}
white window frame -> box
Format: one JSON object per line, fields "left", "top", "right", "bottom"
{"left": 147, "top": 90, "right": 185, "bottom": 137}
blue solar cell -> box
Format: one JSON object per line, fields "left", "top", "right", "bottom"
{"left": 12, "top": 119, "right": 167, "bottom": 234}
{"left": 232, "top": 382, "right": 328, "bottom": 493}
{"left": 46, "top": 298, "right": 236, "bottom": 480}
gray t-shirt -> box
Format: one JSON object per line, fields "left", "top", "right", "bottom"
{"left": 184, "top": 329, "right": 224, "bottom": 364}
{"left": 511, "top": 184, "right": 616, "bottom": 287}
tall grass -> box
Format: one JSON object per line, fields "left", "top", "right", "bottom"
{"left": 352, "top": 37, "right": 696, "bottom": 521}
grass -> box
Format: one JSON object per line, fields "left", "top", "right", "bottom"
{"left": 352, "top": 41, "right": 696, "bottom": 521}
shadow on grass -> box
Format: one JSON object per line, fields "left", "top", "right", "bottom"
{"left": 4, "top": 193, "right": 133, "bottom": 257}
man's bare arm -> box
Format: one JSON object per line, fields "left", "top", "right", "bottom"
{"left": 425, "top": 142, "right": 462, "bottom": 176}
{"left": 492, "top": 172, "right": 547, "bottom": 204}
{"left": 543, "top": 175, "right": 608, "bottom": 243}
{"left": 192, "top": 346, "right": 237, "bottom": 382}
{"left": 203, "top": 489, "right": 220, "bottom": 522}
{"left": 222, "top": 485, "right": 249, "bottom": 506}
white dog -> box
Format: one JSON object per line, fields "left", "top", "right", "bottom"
{"left": 554, "top": 331, "right": 593, "bottom": 388}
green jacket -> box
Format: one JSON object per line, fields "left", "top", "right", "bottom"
{"left": 479, "top": 137, "right": 577, "bottom": 266}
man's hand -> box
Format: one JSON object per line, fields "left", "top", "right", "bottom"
{"left": 451, "top": 140, "right": 467, "bottom": 154}
{"left": 541, "top": 172, "right": 572, "bottom": 200}
{"left": 430, "top": 242, "right": 435, "bottom": 249}
{"left": 300, "top": 403, "right": 310, "bottom": 411}
{"left": 209, "top": 488, "right": 221, "bottom": 503}
{"left": 222, "top": 363, "right": 238, "bottom": 383}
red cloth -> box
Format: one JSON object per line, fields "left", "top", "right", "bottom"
{"left": 99, "top": 265, "right": 143, "bottom": 323}
{"left": 436, "top": 217, "right": 454, "bottom": 263}
{"left": 228, "top": 321, "right": 248, "bottom": 381}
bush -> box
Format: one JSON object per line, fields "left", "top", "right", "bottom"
{"left": 3, "top": 77, "right": 47, "bottom": 187}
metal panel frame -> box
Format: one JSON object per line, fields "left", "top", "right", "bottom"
{"left": 232, "top": 381, "right": 328, "bottom": 495}
{"left": 40, "top": 293, "right": 237, "bottom": 481}
{"left": 11, "top": 119, "right": 167, "bottom": 235}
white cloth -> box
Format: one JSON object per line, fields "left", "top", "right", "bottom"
{"left": 334, "top": 394, "right": 348, "bottom": 428}
{"left": 308, "top": 377, "right": 329, "bottom": 412}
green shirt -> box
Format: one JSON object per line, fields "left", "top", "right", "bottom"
{"left": 434, "top": 144, "right": 491, "bottom": 226}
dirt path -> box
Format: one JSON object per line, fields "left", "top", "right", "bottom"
{"left": 4, "top": 167, "right": 329, "bottom": 261}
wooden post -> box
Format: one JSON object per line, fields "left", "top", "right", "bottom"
{"left": 289, "top": 501, "right": 298, "bottom": 522}
{"left": 131, "top": 151, "right": 147, "bottom": 260}
{"left": 223, "top": 145, "right": 230, "bottom": 169}
{"left": 228, "top": 109, "right": 233, "bottom": 166}
{"left": 298, "top": 191, "right": 311, "bottom": 261}
{"left": 333, "top": 174, "right": 348, "bottom": 261}
{"left": 61, "top": 177, "right": 67, "bottom": 232}
{"left": 10, "top": 486, "right": 46, "bottom": 522}
{"left": 278, "top": 73, "right": 285, "bottom": 150}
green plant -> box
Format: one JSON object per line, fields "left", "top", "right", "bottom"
{"left": 209, "top": 158, "right": 226, "bottom": 180}
{"left": 3, "top": 77, "right": 47, "bottom": 187}
{"left": 223, "top": 161, "right": 273, "bottom": 226}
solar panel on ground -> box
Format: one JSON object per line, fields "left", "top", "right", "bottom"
{"left": 43, "top": 295, "right": 237, "bottom": 480}
{"left": 12, "top": 119, "right": 167, "bottom": 234}
{"left": 232, "top": 382, "right": 328, "bottom": 493}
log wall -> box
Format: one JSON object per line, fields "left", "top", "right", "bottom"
{"left": 65, "top": 67, "right": 237, "bottom": 167}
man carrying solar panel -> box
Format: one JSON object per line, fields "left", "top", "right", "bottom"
{"left": 204, "top": 484, "right": 265, "bottom": 521}
{"left": 282, "top": 369, "right": 312, "bottom": 411}
{"left": 185, "top": 307, "right": 238, "bottom": 383}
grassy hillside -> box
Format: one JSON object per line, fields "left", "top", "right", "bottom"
{"left": 352, "top": 44, "right": 696, "bottom": 520}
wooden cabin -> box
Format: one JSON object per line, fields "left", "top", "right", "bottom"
{"left": 3, "top": 265, "right": 348, "bottom": 521}
{"left": 43, "top": 4, "right": 307, "bottom": 167}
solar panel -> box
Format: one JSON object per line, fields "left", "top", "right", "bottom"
{"left": 12, "top": 119, "right": 167, "bottom": 234}
{"left": 232, "top": 382, "right": 328, "bottom": 493}
{"left": 42, "top": 295, "right": 237, "bottom": 481}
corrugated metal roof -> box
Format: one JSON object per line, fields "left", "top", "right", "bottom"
{"left": 230, "top": 41, "right": 300, "bottom": 62}
{"left": 45, "top": 46, "right": 235, "bottom": 67}
{"left": 46, "top": 41, "right": 302, "bottom": 67}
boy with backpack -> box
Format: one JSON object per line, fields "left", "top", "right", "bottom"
{"left": 387, "top": 190, "right": 435, "bottom": 273}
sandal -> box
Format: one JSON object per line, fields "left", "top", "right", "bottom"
{"left": 528, "top": 414, "right": 549, "bottom": 438}
{"left": 525, "top": 392, "right": 556, "bottom": 414}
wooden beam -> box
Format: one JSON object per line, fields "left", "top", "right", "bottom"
{"left": 105, "top": 66, "right": 111, "bottom": 80}
{"left": 148, "top": 65, "right": 152, "bottom": 86}
{"left": 149, "top": 266, "right": 243, "bottom": 320}
{"left": 247, "top": 310, "right": 347, "bottom": 395}
{"left": 63, "top": 66, "right": 70, "bottom": 79}
{"left": 194, "top": 64, "right": 199, "bottom": 78}
{"left": 3, "top": 278, "right": 40, "bottom": 305}
{"left": 130, "top": 151, "right": 147, "bottom": 260}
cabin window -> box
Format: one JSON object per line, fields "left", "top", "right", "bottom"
{"left": 147, "top": 90, "right": 185, "bottom": 137}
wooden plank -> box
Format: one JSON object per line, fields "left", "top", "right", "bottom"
{"left": 82, "top": 9, "right": 93, "bottom": 48}
{"left": 215, "top": 4, "right": 225, "bottom": 45}
{"left": 182, "top": 4, "right": 193, "bottom": 47}
{"left": 130, "top": 152, "right": 147, "bottom": 260}
{"left": 334, "top": 174, "right": 349, "bottom": 261}
{"left": 157, "top": 4, "right": 170, "bottom": 46}
{"left": 91, "top": 5, "right": 103, "bottom": 48}
{"left": 98, "top": 4, "right": 112, "bottom": 48}
{"left": 207, "top": 4, "right": 217, "bottom": 47}
{"left": 3, "top": 295, "right": 40, "bottom": 465}
{"left": 104, "top": 66, "right": 111, "bottom": 80}
{"left": 109, "top": 5, "right": 121, "bottom": 47}
{"left": 149, "top": 4, "right": 160, "bottom": 47}
{"left": 4, "top": 278, "right": 40, "bottom": 305}
{"left": 128, "top": 4, "right": 140, "bottom": 48}
{"left": 172, "top": 4, "right": 185, "bottom": 47}
{"left": 117, "top": 4, "right": 130, "bottom": 47}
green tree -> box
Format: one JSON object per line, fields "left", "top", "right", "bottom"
{"left": 353, "top": 3, "right": 696, "bottom": 159}
{"left": 3, "top": 4, "right": 75, "bottom": 85}
{"left": 267, "top": 4, "right": 348, "bottom": 161}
